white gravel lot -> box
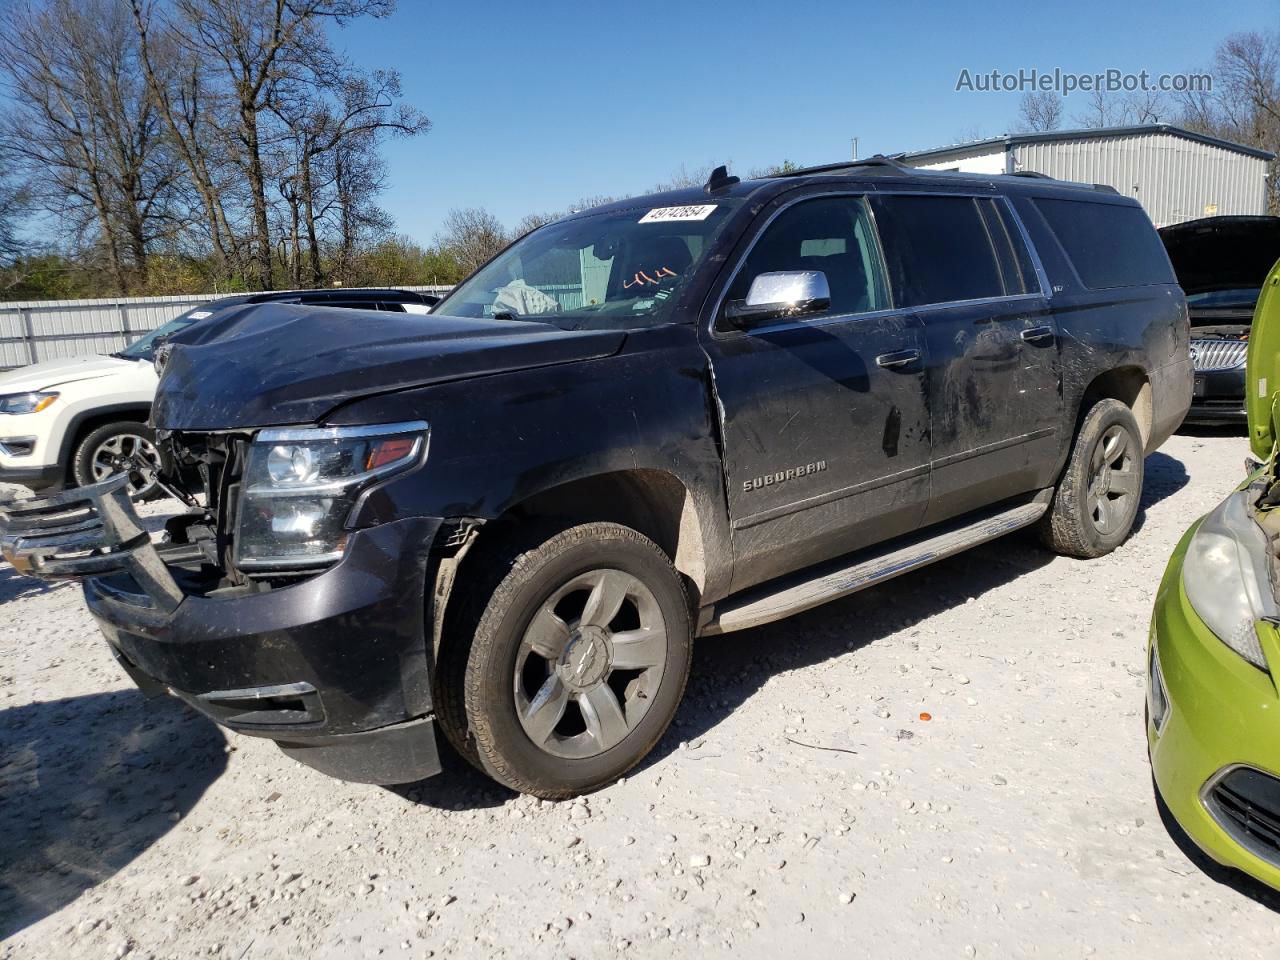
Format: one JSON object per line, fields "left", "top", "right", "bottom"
{"left": 3, "top": 430, "right": 1280, "bottom": 960}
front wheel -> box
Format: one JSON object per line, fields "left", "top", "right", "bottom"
{"left": 440, "top": 522, "right": 692, "bottom": 798}
{"left": 1038, "top": 398, "right": 1144, "bottom": 558}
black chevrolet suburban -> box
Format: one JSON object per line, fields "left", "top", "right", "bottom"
{"left": 0, "top": 158, "right": 1191, "bottom": 798}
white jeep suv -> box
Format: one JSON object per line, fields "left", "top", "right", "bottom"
{"left": 0, "top": 289, "right": 438, "bottom": 498}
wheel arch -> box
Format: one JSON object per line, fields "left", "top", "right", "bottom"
{"left": 1077, "top": 366, "right": 1152, "bottom": 447}
{"left": 59, "top": 403, "right": 154, "bottom": 483}
{"left": 481, "top": 468, "right": 710, "bottom": 596}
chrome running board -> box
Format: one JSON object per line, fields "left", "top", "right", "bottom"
{"left": 704, "top": 491, "right": 1052, "bottom": 635}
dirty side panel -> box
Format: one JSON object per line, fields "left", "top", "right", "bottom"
{"left": 328, "top": 325, "right": 736, "bottom": 604}
{"left": 703, "top": 312, "right": 931, "bottom": 594}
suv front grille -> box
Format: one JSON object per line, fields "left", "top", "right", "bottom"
{"left": 1190, "top": 338, "right": 1248, "bottom": 372}
{"left": 1205, "top": 766, "right": 1280, "bottom": 866}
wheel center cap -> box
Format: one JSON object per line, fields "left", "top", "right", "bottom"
{"left": 559, "top": 625, "right": 613, "bottom": 690}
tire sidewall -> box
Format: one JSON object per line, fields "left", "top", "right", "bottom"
{"left": 467, "top": 528, "right": 691, "bottom": 795}
{"left": 1068, "top": 401, "right": 1144, "bottom": 554}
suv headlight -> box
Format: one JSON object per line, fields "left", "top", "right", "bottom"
{"left": 1182, "top": 490, "right": 1278, "bottom": 670}
{"left": 0, "top": 392, "right": 58, "bottom": 415}
{"left": 235, "top": 421, "right": 428, "bottom": 569}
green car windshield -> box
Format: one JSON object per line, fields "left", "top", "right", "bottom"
{"left": 437, "top": 201, "right": 741, "bottom": 331}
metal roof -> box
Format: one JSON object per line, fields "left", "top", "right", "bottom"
{"left": 898, "top": 124, "right": 1275, "bottom": 163}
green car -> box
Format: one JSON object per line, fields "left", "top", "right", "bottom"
{"left": 1149, "top": 260, "right": 1280, "bottom": 889}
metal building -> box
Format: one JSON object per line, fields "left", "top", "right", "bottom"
{"left": 894, "top": 124, "right": 1274, "bottom": 227}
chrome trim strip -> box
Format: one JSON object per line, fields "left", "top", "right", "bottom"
{"left": 708, "top": 188, "right": 1052, "bottom": 339}
{"left": 931, "top": 428, "right": 1056, "bottom": 470}
{"left": 1147, "top": 642, "right": 1170, "bottom": 737}
{"left": 732, "top": 463, "right": 930, "bottom": 531}
{"left": 1200, "top": 762, "right": 1280, "bottom": 869}
{"left": 0, "top": 435, "right": 37, "bottom": 457}
{"left": 256, "top": 420, "right": 429, "bottom": 443}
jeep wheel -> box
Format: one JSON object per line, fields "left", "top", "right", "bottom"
{"left": 1038, "top": 398, "right": 1144, "bottom": 558}
{"left": 72, "top": 421, "right": 163, "bottom": 501}
{"left": 441, "top": 522, "right": 692, "bottom": 798}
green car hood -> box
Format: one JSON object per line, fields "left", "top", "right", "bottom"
{"left": 1247, "top": 259, "right": 1280, "bottom": 460}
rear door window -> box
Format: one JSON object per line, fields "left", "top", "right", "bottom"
{"left": 1033, "top": 198, "right": 1175, "bottom": 289}
{"left": 871, "top": 195, "right": 1014, "bottom": 307}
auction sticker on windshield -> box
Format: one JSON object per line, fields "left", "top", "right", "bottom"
{"left": 639, "top": 205, "right": 718, "bottom": 223}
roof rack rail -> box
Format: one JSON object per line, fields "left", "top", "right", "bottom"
{"left": 777, "top": 154, "right": 913, "bottom": 178}
{"left": 1009, "top": 170, "right": 1051, "bottom": 179}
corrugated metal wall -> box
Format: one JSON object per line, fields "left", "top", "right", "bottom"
{"left": 0, "top": 286, "right": 454, "bottom": 372}
{"left": 1013, "top": 132, "right": 1268, "bottom": 227}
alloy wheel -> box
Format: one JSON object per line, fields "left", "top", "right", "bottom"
{"left": 513, "top": 568, "right": 668, "bottom": 760}
{"left": 1086, "top": 424, "right": 1140, "bottom": 535}
{"left": 90, "top": 433, "right": 161, "bottom": 499}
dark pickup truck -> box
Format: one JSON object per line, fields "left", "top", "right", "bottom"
{"left": 0, "top": 158, "right": 1191, "bottom": 798}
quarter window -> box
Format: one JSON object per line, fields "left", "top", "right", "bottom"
{"left": 726, "top": 197, "right": 889, "bottom": 317}
{"left": 1033, "top": 197, "right": 1175, "bottom": 289}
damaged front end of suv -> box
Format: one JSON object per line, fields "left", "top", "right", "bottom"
{"left": 0, "top": 419, "right": 446, "bottom": 784}
{"left": 1148, "top": 259, "right": 1280, "bottom": 890}
{"left": 0, "top": 296, "right": 633, "bottom": 786}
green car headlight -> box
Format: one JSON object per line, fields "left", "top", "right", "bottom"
{"left": 1182, "top": 490, "right": 1277, "bottom": 671}
{"left": 235, "top": 421, "right": 428, "bottom": 569}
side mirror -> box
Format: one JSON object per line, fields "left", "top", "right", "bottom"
{"left": 724, "top": 271, "right": 831, "bottom": 328}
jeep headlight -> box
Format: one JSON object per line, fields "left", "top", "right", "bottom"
{"left": 0, "top": 392, "right": 58, "bottom": 415}
{"left": 1182, "top": 490, "right": 1278, "bottom": 670}
{"left": 235, "top": 421, "right": 428, "bottom": 569}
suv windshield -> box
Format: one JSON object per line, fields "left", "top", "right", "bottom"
{"left": 117, "top": 305, "right": 213, "bottom": 361}
{"left": 436, "top": 201, "right": 741, "bottom": 330}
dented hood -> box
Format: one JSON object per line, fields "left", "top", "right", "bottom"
{"left": 1160, "top": 216, "right": 1280, "bottom": 297}
{"left": 152, "top": 302, "right": 625, "bottom": 430}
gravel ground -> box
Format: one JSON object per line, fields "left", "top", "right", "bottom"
{"left": 4, "top": 430, "right": 1280, "bottom": 960}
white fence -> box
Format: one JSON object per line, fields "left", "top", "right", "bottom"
{"left": 0, "top": 286, "right": 455, "bottom": 372}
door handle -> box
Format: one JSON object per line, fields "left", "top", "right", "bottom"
{"left": 1020, "top": 325, "right": 1054, "bottom": 343}
{"left": 875, "top": 349, "right": 921, "bottom": 369}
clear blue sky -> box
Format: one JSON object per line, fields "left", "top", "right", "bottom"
{"left": 338, "top": 0, "right": 1277, "bottom": 244}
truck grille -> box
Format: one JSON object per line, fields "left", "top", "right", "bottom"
{"left": 1205, "top": 766, "right": 1280, "bottom": 867}
{"left": 1189, "top": 338, "right": 1247, "bottom": 372}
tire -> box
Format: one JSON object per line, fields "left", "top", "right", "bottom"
{"left": 1038, "top": 398, "right": 1144, "bottom": 559}
{"left": 72, "top": 421, "right": 163, "bottom": 501}
{"left": 437, "top": 522, "right": 692, "bottom": 798}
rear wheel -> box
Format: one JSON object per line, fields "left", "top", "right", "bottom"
{"left": 1038, "top": 398, "right": 1144, "bottom": 558}
{"left": 438, "top": 522, "right": 692, "bottom": 798}
{"left": 72, "top": 421, "right": 162, "bottom": 501}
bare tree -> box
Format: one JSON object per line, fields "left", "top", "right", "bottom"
{"left": 0, "top": 172, "right": 28, "bottom": 267}
{"left": 437, "top": 208, "right": 508, "bottom": 277}
{"left": 157, "top": 0, "right": 397, "bottom": 289}
{"left": 1176, "top": 31, "right": 1280, "bottom": 210}
{"left": 1015, "top": 91, "right": 1063, "bottom": 132}
{"left": 272, "top": 66, "right": 428, "bottom": 284}
{"left": 0, "top": 0, "right": 182, "bottom": 292}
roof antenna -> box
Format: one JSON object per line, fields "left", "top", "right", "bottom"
{"left": 705, "top": 165, "right": 740, "bottom": 193}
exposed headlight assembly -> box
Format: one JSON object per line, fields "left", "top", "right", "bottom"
{"left": 1182, "top": 490, "right": 1278, "bottom": 670}
{"left": 235, "top": 421, "right": 428, "bottom": 569}
{"left": 0, "top": 392, "right": 58, "bottom": 415}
